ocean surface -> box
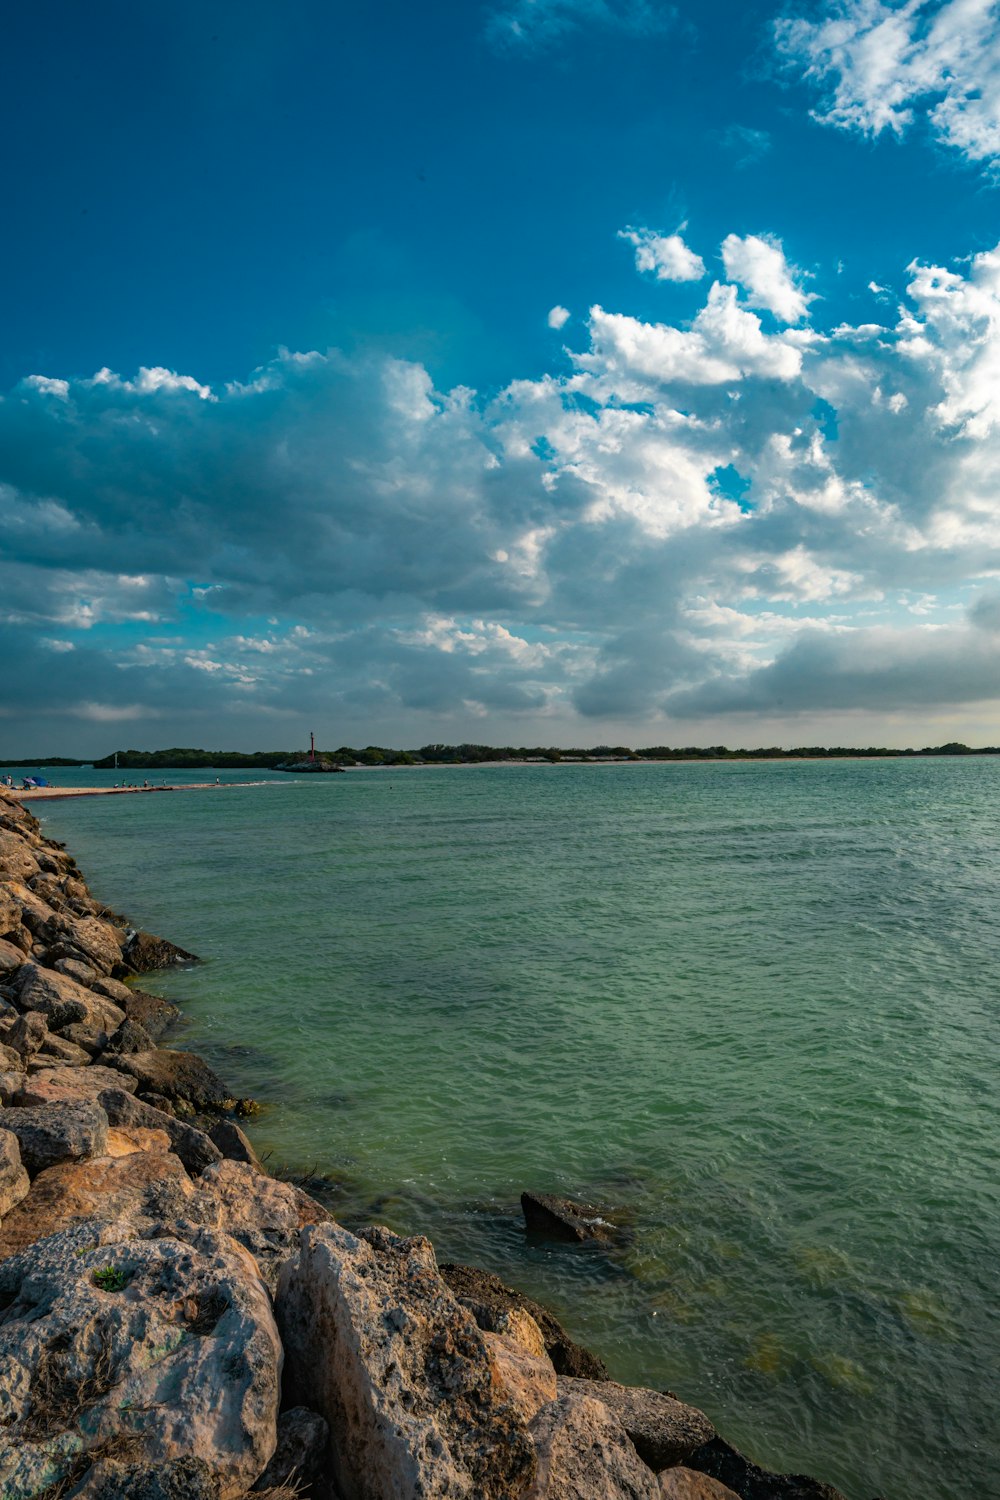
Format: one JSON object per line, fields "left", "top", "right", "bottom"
{"left": 20, "top": 758, "right": 1000, "bottom": 1500}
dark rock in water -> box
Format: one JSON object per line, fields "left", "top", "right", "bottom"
{"left": 440, "top": 1262, "right": 610, "bottom": 1381}
{"left": 559, "top": 1376, "right": 714, "bottom": 1469}
{"left": 98, "top": 1086, "right": 222, "bottom": 1176}
{"left": 0, "top": 1097, "right": 108, "bottom": 1176}
{"left": 102, "top": 1016, "right": 156, "bottom": 1055}
{"left": 522, "top": 1189, "right": 618, "bottom": 1243}
{"left": 107, "top": 1047, "right": 232, "bottom": 1111}
{"left": 119, "top": 927, "right": 200, "bottom": 974}
{"left": 252, "top": 1406, "right": 329, "bottom": 1491}
{"left": 88, "top": 975, "right": 180, "bottom": 1038}
{"left": 210, "top": 1118, "right": 263, "bottom": 1171}
{"left": 686, "top": 1438, "right": 849, "bottom": 1500}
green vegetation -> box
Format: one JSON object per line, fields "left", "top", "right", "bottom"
{"left": 92, "top": 1264, "right": 130, "bottom": 1292}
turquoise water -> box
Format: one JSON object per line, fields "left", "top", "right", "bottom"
{"left": 25, "top": 759, "right": 1000, "bottom": 1500}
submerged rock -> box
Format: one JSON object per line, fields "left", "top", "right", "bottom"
{"left": 521, "top": 1189, "right": 620, "bottom": 1243}
{"left": 440, "top": 1261, "right": 611, "bottom": 1380}
{"left": 277, "top": 1221, "right": 537, "bottom": 1500}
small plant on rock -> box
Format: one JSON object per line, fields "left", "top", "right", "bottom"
{"left": 92, "top": 1264, "right": 130, "bottom": 1293}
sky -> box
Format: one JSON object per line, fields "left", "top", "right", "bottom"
{"left": 4, "top": 0, "right": 1000, "bottom": 754}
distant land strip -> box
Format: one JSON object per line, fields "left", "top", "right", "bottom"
{"left": 2, "top": 740, "right": 1000, "bottom": 770}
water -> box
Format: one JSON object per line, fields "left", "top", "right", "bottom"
{"left": 22, "top": 759, "right": 1000, "bottom": 1500}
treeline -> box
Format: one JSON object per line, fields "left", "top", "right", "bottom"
{"left": 79, "top": 741, "right": 1000, "bottom": 771}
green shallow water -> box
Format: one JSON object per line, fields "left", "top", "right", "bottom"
{"left": 26, "top": 758, "right": 1000, "bottom": 1500}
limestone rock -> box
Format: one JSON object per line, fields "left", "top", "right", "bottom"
{"left": 0, "top": 1219, "right": 281, "bottom": 1498}
{"left": 0, "top": 1127, "right": 29, "bottom": 1217}
{"left": 72, "top": 1455, "right": 222, "bottom": 1500}
{"left": 106, "top": 1124, "right": 173, "bottom": 1157}
{"left": 0, "top": 935, "right": 24, "bottom": 973}
{"left": 685, "top": 1439, "right": 849, "bottom": 1500}
{"left": 53, "top": 953, "right": 98, "bottom": 985}
{"left": 108, "top": 1047, "right": 232, "bottom": 1110}
{"left": 17, "top": 961, "right": 125, "bottom": 1033}
{"left": 98, "top": 1086, "right": 222, "bottom": 1175}
{"left": 0, "top": 1071, "right": 23, "bottom": 1104}
{"left": 485, "top": 1329, "right": 558, "bottom": 1423}
{"left": 659, "top": 1469, "right": 741, "bottom": 1500}
{"left": 17, "top": 1062, "right": 137, "bottom": 1106}
{"left": 103, "top": 1015, "right": 157, "bottom": 1055}
{"left": 3, "top": 1006, "right": 48, "bottom": 1056}
{"left": 35, "top": 910, "right": 126, "bottom": 975}
{"left": 0, "top": 827, "right": 41, "bottom": 880}
{"left": 30, "top": 1032, "right": 94, "bottom": 1066}
{"left": 441, "top": 1261, "right": 610, "bottom": 1380}
{"left": 252, "top": 1406, "right": 330, "bottom": 1492}
{"left": 62, "top": 1015, "right": 119, "bottom": 1054}
{"left": 525, "top": 1392, "right": 661, "bottom": 1499}
{"left": 0, "top": 1097, "right": 109, "bottom": 1177}
{"left": 196, "top": 1158, "right": 330, "bottom": 1293}
{"left": 121, "top": 927, "right": 200, "bottom": 973}
{"left": 90, "top": 976, "right": 181, "bottom": 1038}
{"left": 0, "top": 1042, "right": 23, "bottom": 1072}
{"left": 560, "top": 1378, "right": 715, "bottom": 1469}
{"left": 277, "top": 1220, "right": 537, "bottom": 1500}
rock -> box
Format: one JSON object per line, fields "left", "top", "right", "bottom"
{"left": 0, "top": 827, "right": 41, "bottom": 880}
{"left": 98, "top": 1087, "right": 223, "bottom": 1175}
{"left": 0, "top": 1219, "right": 281, "bottom": 1498}
{"left": 0, "top": 1097, "right": 109, "bottom": 1176}
{"left": 60, "top": 1017, "right": 117, "bottom": 1055}
{"left": 16, "top": 961, "right": 125, "bottom": 1034}
{"left": 0, "top": 1072, "right": 23, "bottom": 1104}
{"left": 277, "top": 1221, "right": 536, "bottom": 1500}
{"left": 72, "top": 1455, "right": 222, "bottom": 1500}
{"left": 440, "top": 1261, "right": 611, "bottom": 1380}
{"left": 103, "top": 1015, "right": 157, "bottom": 1054}
{"left": 3, "top": 1007, "right": 48, "bottom": 1056}
{"left": 522, "top": 1189, "right": 619, "bottom": 1243}
{"left": 41, "top": 911, "right": 126, "bottom": 975}
{"left": 252, "top": 1406, "right": 330, "bottom": 1492}
{"left": 53, "top": 954, "right": 99, "bottom": 984}
{"left": 210, "top": 1118, "right": 264, "bottom": 1170}
{"left": 0, "top": 1127, "right": 29, "bottom": 1217}
{"left": 108, "top": 1048, "right": 232, "bottom": 1111}
{"left": 121, "top": 927, "right": 200, "bottom": 973}
{"left": 17, "top": 1063, "right": 138, "bottom": 1106}
{"left": 0, "top": 1042, "right": 23, "bottom": 1072}
{"left": 485, "top": 1329, "right": 558, "bottom": 1424}
{"left": 524, "top": 1392, "right": 661, "bottom": 1499}
{"left": 685, "top": 1440, "right": 849, "bottom": 1500}
{"left": 106, "top": 1125, "right": 173, "bottom": 1156}
{"left": 0, "top": 936, "right": 24, "bottom": 973}
{"left": 196, "top": 1159, "right": 330, "bottom": 1294}
{"left": 659, "top": 1469, "right": 741, "bottom": 1500}
{"left": 92, "top": 976, "right": 181, "bottom": 1037}
{"left": 3, "top": 923, "right": 32, "bottom": 953}
{"left": 560, "top": 1378, "right": 715, "bottom": 1470}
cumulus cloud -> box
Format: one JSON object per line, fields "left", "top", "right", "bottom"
{"left": 6, "top": 235, "right": 1000, "bottom": 748}
{"left": 619, "top": 226, "right": 706, "bottom": 282}
{"left": 548, "top": 305, "right": 571, "bottom": 329}
{"left": 775, "top": 0, "right": 1000, "bottom": 170}
{"left": 721, "top": 234, "right": 814, "bottom": 322}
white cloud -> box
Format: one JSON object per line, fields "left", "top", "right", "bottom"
{"left": 721, "top": 233, "right": 814, "bottom": 322}
{"left": 548, "top": 305, "right": 571, "bottom": 329}
{"left": 775, "top": 0, "right": 1000, "bottom": 169}
{"left": 619, "top": 226, "right": 706, "bottom": 282}
{"left": 486, "top": 0, "right": 674, "bottom": 51}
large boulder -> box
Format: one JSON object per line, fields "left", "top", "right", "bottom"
{"left": 91, "top": 975, "right": 181, "bottom": 1038}
{"left": 485, "top": 1326, "right": 558, "bottom": 1425}
{"left": 0, "top": 1127, "right": 29, "bottom": 1217}
{"left": 0, "top": 1219, "right": 281, "bottom": 1499}
{"left": 32, "top": 910, "right": 125, "bottom": 976}
{"left": 107, "top": 1048, "right": 232, "bottom": 1111}
{"left": 685, "top": 1440, "right": 849, "bottom": 1500}
{"left": 0, "top": 1097, "right": 109, "bottom": 1177}
{"left": 560, "top": 1378, "right": 715, "bottom": 1469}
{"left": 524, "top": 1392, "right": 660, "bottom": 1499}
{"left": 195, "top": 1159, "right": 330, "bottom": 1294}
{"left": 277, "top": 1221, "right": 537, "bottom": 1500}
{"left": 16, "top": 1063, "right": 137, "bottom": 1106}
{"left": 0, "top": 828, "right": 41, "bottom": 881}
{"left": 441, "top": 1261, "right": 610, "bottom": 1380}
{"left": 97, "top": 1086, "right": 222, "bottom": 1175}
{"left": 16, "top": 962, "right": 125, "bottom": 1034}
{"left": 2, "top": 1007, "right": 48, "bottom": 1058}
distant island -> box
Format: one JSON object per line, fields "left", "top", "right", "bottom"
{"left": 2, "top": 740, "right": 999, "bottom": 770}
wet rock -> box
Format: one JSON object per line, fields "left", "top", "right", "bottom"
{"left": 525, "top": 1391, "right": 661, "bottom": 1499}
{"left": 659, "top": 1469, "right": 741, "bottom": 1500}
{"left": 16, "top": 960, "right": 125, "bottom": 1034}
{"left": 108, "top": 1047, "right": 232, "bottom": 1111}
{"left": 210, "top": 1119, "right": 264, "bottom": 1170}
{"left": 17, "top": 1063, "right": 138, "bottom": 1105}
{"left": 103, "top": 1015, "right": 157, "bottom": 1055}
{"left": 121, "top": 927, "right": 200, "bottom": 973}
{"left": 560, "top": 1378, "right": 715, "bottom": 1470}
{"left": 0, "top": 1147, "right": 194, "bottom": 1257}
{"left": 98, "top": 1086, "right": 222, "bottom": 1175}
{"left": 252, "top": 1406, "right": 330, "bottom": 1492}
{"left": 0, "top": 1097, "right": 109, "bottom": 1176}
{"left": 522, "top": 1189, "right": 619, "bottom": 1243}
{"left": 277, "top": 1221, "right": 536, "bottom": 1500}
{"left": 686, "top": 1439, "right": 849, "bottom": 1500}
{"left": 0, "top": 1127, "right": 29, "bottom": 1217}
{"left": 0, "top": 1219, "right": 281, "bottom": 1498}
{"left": 440, "top": 1261, "right": 611, "bottom": 1380}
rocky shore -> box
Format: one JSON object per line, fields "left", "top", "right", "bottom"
{"left": 0, "top": 786, "right": 857, "bottom": 1500}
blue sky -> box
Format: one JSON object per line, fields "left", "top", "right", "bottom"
{"left": 4, "top": 0, "right": 1000, "bottom": 752}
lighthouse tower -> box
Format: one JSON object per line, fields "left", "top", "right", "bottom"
{"left": 310, "top": 731, "right": 316, "bottom": 763}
